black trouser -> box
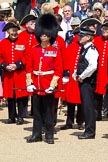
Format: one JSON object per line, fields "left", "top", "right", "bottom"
{"left": 94, "top": 93, "right": 103, "bottom": 120}
{"left": 53, "top": 98, "right": 59, "bottom": 126}
{"left": 32, "top": 94, "right": 55, "bottom": 139}
{"left": 79, "top": 81, "right": 96, "bottom": 136}
{"left": 103, "top": 90, "right": 108, "bottom": 111}
{"left": 7, "top": 96, "right": 28, "bottom": 119}
{"left": 66, "top": 102, "right": 84, "bottom": 125}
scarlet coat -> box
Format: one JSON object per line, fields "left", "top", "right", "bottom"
{"left": 94, "top": 36, "right": 108, "bottom": 94}
{"left": 64, "top": 41, "right": 82, "bottom": 104}
{"left": 18, "top": 30, "right": 38, "bottom": 51}
{"left": 53, "top": 35, "right": 66, "bottom": 98}
{"left": 26, "top": 44, "right": 63, "bottom": 96}
{"left": 0, "top": 38, "right": 28, "bottom": 98}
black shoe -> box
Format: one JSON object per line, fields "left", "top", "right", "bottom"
{"left": 60, "top": 124, "right": 73, "bottom": 130}
{"left": 27, "top": 135, "right": 42, "bottom": 143}
{"left": 78, "top": 133, "right": 95, "bottom": 139}
{"left": 5, "top": 118, "right": 16, "bottom": 124}
{"left": 17, "top": 118, "right": 24, "bottom": 125}
{"left": 46, "top": 139, "right": 54, "bottom": 144}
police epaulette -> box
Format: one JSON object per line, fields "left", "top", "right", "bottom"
{"left": 91, "top": 45, "right": 96, "bottom": 50}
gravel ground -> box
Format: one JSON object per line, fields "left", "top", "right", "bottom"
{"left": 0, "top": 104, "right": 108, "bottom": 162}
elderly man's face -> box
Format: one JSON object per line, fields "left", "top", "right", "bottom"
{"left": 104, "top": 10, "right": 108, "bottom": 21}
{"left": 79, "top": 0, "right": 89, "bottom": 11}
{"left": 26, "top": 20, "right": 36, "bottom": 31}
{"left": 7, "top": 27, "right": 18, "bottom": 40}
{"left": 63, "top": 6, "right": 73, "bottom": 20}
{"left": 102, "top": 26, "right": 108, "bottom": 39}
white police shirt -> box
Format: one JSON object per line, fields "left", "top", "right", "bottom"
{"left": 80, "top": 42, "right": 99, "bottom": 80}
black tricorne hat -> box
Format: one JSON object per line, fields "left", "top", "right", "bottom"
{"left": 20, "top": 14, "right": 37, "bottom": 25}
{"left": 35, "top": 13, "right": 59, "bottom": 44}
{"left": 78, "top": 27, "right": 95, "bottom": 36}
{"left": 73, "top": 26, "right": 80, "bottom": 35}
{"left": 2, "top": 22, "right": 20, "bottom": 31}
{"left": 101, "top": 21, "right": 108, "bottom": 28}
{"left": 80, "top": 18, "right": 101, "bottom": 28}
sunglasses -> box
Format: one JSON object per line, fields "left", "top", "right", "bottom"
{"left": 94, "top": 8, "right": 101, "bottom": 12}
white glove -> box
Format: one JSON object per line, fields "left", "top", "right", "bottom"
{"left": 27, "top": 85, "right": 36, "bottom": 92}
{"left": 45, "top": 87, "right": 54, "bottom": 93}
{"left": 62, "top": 77, "right": 69, "bottom": 84}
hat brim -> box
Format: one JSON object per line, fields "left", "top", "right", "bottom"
{"left": 73, "top": 27, "right": 80, "bottom": 35}
{"left": 80, "top": 18, "right": 101, "bottom": 28}
{"left": 20, "top": 14, "right": 37, "bottom": 25}
{"left": 2, "top": 23, "right": 20, "bottom": 32}
{"left": 101, "top": 22, "right": 108, "bottom": 27}
{"left": 0, "top": 8, "right": 11, "bottom": 11}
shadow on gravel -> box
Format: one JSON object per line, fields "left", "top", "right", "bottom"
{"left": 70, "top": 132, "right": 83, "bottom": 137}
{"left": 0, "top": 107, "right": 3, "bottom": 111}
{"left": 24, "top": 127, "right": 32, "bottom": 132}
{"left": 102, "top": 134, "right": 108, "bottom": 139}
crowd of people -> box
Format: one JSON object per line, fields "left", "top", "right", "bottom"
{"left": 0, "top": 0, "right": 108, "bottom": 144}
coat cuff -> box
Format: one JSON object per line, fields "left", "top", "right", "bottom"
{"left": 15, "top": 60, "right": 24, "bottom": 69}
{"left": 63, "top": 70, "right": 70, "bottom": 77}
{"left": 1, "top": 62, "right": 8, "bottom": 70}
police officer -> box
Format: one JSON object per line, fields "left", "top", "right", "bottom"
{"left": 26, "top": 13, "right": 62, "bottom": 144}
{"left": 72, "top": 27, "right": 99, "bottom": 139}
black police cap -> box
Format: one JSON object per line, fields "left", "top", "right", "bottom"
{"left": 79, "top": 27, "right": 95, "bottom": 36}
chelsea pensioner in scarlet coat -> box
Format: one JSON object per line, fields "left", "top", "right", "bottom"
{"left": 0, "top": 38, "right": 28, "bottom": 98}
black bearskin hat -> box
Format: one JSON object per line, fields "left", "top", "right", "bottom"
{"left": 35, "top": 13, "right": 59, "bottom": 44}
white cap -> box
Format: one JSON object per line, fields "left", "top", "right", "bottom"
{"left": 0, "top": 2, "right": 11, "bottom": 11}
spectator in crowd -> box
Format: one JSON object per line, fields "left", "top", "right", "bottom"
{"left": 104, "top": 9, "right": 108, "bottom": 20}
{"left": 60, "top": 4, "right": 73, "bottom": 40}
{"left": 65, "top": 16, "right": 81, "bottom": 46}
{"left": 73, "top": 0, "right": 89, "bottom": 20}
{"left": 58, "top": 0, "right": 71, "bottom": 17}
{"left": 0, "top": 22, "right": 29, "bottom": 124}
{"left": 66, "top": 0, "right": 81, "bottom": 13}
{"left": 41, "top": 2, "right": 54, "bottom": 14}
{"left": 30, "top": 0, "right": 46, "bottom": 17}
{"left": 92, "top": 2, "right": 105, "bottom": 23}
